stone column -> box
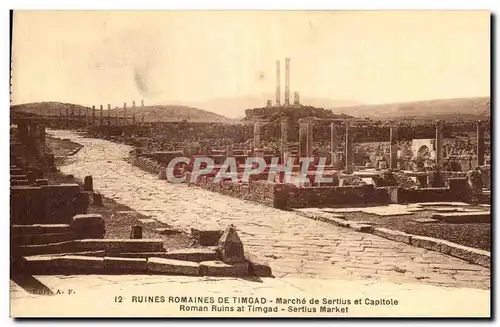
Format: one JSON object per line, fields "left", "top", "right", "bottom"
{"left": 298, "top": 119, "right": 308, "bottom": 159}
{"left": 65, "top": 107, "right": 69, "bottom": 128}
{"left": 123, "top": 103, "right": 127, "bottom": 125}
{"left": 86, "top": 107, "right": 90, "bottom": 125}
{"left": 390, "top": 125, "right": 398, "bottom": 170}
{"left": 91, "top": 105, "right": 96, "bottom": 127}
{"left": 280, "top": 116, "right": 288, "bottom": 163}
{"left": 115, "top": 106, "right": 119, "bottom": 126}
{"left": 99, "top": 105, "right": 104, "bottom": 126}
{"left": 330, "top": 122, "right": 337, "bottom": 166}
{"left": 106, "top": 104, "right": 110, "bottom": 126}
{"left": 435, "top": 120, "right": 443, "bottom": 167}
{"left": 253, "top": 121, "right": 261, "bottom": 156}
{"left": 306, "top": 118, "right": 314, "bottom": 158}
{"left": 476, "top": 120, "right": 485, "bottom": 166}
{"left": 141, "top": 99, "right": 145, "bottom": 125}
{"left": 132, "top": 101, "right": 136, "bottom": 126}
{"left": 345, "top": 121, "right": 354, "bottom": 173}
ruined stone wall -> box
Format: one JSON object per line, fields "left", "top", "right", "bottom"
{"left": 284, "top": 184, "right": 390, "bottom": 209}
{"left": 11, "top": 184, "right": 88, "bottom": 225}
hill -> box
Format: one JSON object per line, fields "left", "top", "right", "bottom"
{"left": 331, "top": 97, "right": 491, "bottom": 121}
{"left": 11, "top": 102, "right": 236, "bottom": 123}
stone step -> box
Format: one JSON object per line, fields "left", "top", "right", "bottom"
{"left": 11, "top": 224, "right": 71, "bottom": 236}
{"left": 13, "top": 239, "right": 165, "bottom": 256}
{"left": 77, "top": 239, "right": 165, "bottom": 254}
{"left": 432, "top": 211, "right": 491, "bottom": 223}
{"left": 11, "top": 174, "right": 27, "bottom": 181}
{"left": 11, "top": 232, "right": 77, "bottom": 246}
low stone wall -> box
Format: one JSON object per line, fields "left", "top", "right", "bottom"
{"left": 284, "top": 184, "right": 390, "bottom": 209}
{"left": 398, "top": 187, "right": 455, "bottom": 203}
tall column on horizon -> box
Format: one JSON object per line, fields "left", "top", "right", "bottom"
{"left": 275, "top": 60, "right": 281, "bottom": 106}
{"left": 284, "top": 58, "right": 290, "bottom": 106}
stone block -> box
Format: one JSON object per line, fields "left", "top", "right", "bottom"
{"left": 59, "top": 255, "right": 105, "bottom": 272}
{"left": 103, "top": 256, "right": 148, "bottom": 272}
{"left": 218, "top": 225, "right": 245, "bottom": 264}
{"left": 154, "top": 228, "right": 182, "bottom": 235}
{"left": 115, "top": 252, "right": 168, "bottom": 258}
{"left": 21, "top": 255, "right": 62, "bottom": 274}
{"left": 71, "top": 214, "right": 105, "bottom": 239}
{"left": 130, "top": 225, "right": 143, "bottom": 239}
{"left": 83, "top": 175, "right": 93, "bottom": 191}
{"left": 92, "top": 192, "right": 103, "bottom": 206}
{"left": 35, "top": 179, "right": 49, "bottom": 186}
{"left": 26, "top": 171, "right": 37, "bottom": 184}
{"left": 191, "top": 228, "right": 224, "bottom": 246}
{"left": 73, "top": 192, "right": 90, "bottom": 215}
{"left": 199, "top": 260, "right": 249, "bottom": 277}
{"left": 349, "top": 223, "right": 374, "bottom": 233}
{"left": 13, "top": 232, "right": 77, "bottom": 246}
{"left": 245, "top": 253, "right": 273, "bottom": 277}
{"left": 411, "top": 218, "right": 440, "bottom": 224}
{"left": 373, "top": 228, "right": 412, "bottom": 244}
{"left": 41, "top": 184, "right": 81, "bottom": 224}
{"left": 11, "top": 174, "right": 27, "bottom": 181}
{"left": 11, "top": 180, "right": 30, "bottom": 186}
{"left": 147, "top": 258, "right": 200, "bottom": 276}
{"left": 15, "top": 241, "right": 77, "bottom": 256}
{"left": 410, "top": 235, "right": 448, "bottom": 253}
{"left": 163, "top": 248, "right": 219, "bottom": 262}
{"left": 10, "top": 186, "right": 44, "bottom": 225}
{"left": 441, "top": 242, "right": 490, "bottom": 268}
{"left": 432, "top": 211, "right": 490, "bottom": 223}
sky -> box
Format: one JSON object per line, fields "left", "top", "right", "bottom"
{"left": 11, "top": 10, "right": 490, "bottom": 112}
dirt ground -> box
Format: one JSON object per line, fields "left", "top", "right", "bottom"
{"left": 45, "top": 136, "right": 194, "bottom": 250}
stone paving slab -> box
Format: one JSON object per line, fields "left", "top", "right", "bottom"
{"left": 10, "top": 275, "right": 489, "bottom": 317}
{"left": 46, "top": 130, "right": 491, "bottom": 290}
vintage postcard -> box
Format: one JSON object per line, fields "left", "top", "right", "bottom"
{"left": 9, "top": 10, "right": 491, "bottom": 318}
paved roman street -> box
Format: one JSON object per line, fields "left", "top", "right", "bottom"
{"left": 48, "top": 130, "right": 490, "bottom": 290}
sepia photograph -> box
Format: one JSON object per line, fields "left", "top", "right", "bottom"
{"left": 8, "top": 9, "right": 491, "bottom": 318}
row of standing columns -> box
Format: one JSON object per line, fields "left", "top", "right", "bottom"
{"left": 252, "top": 118, "right": 486, "bottom": 172}
{"left": 61, "top": 100, "right": 146, "bottom": 127}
